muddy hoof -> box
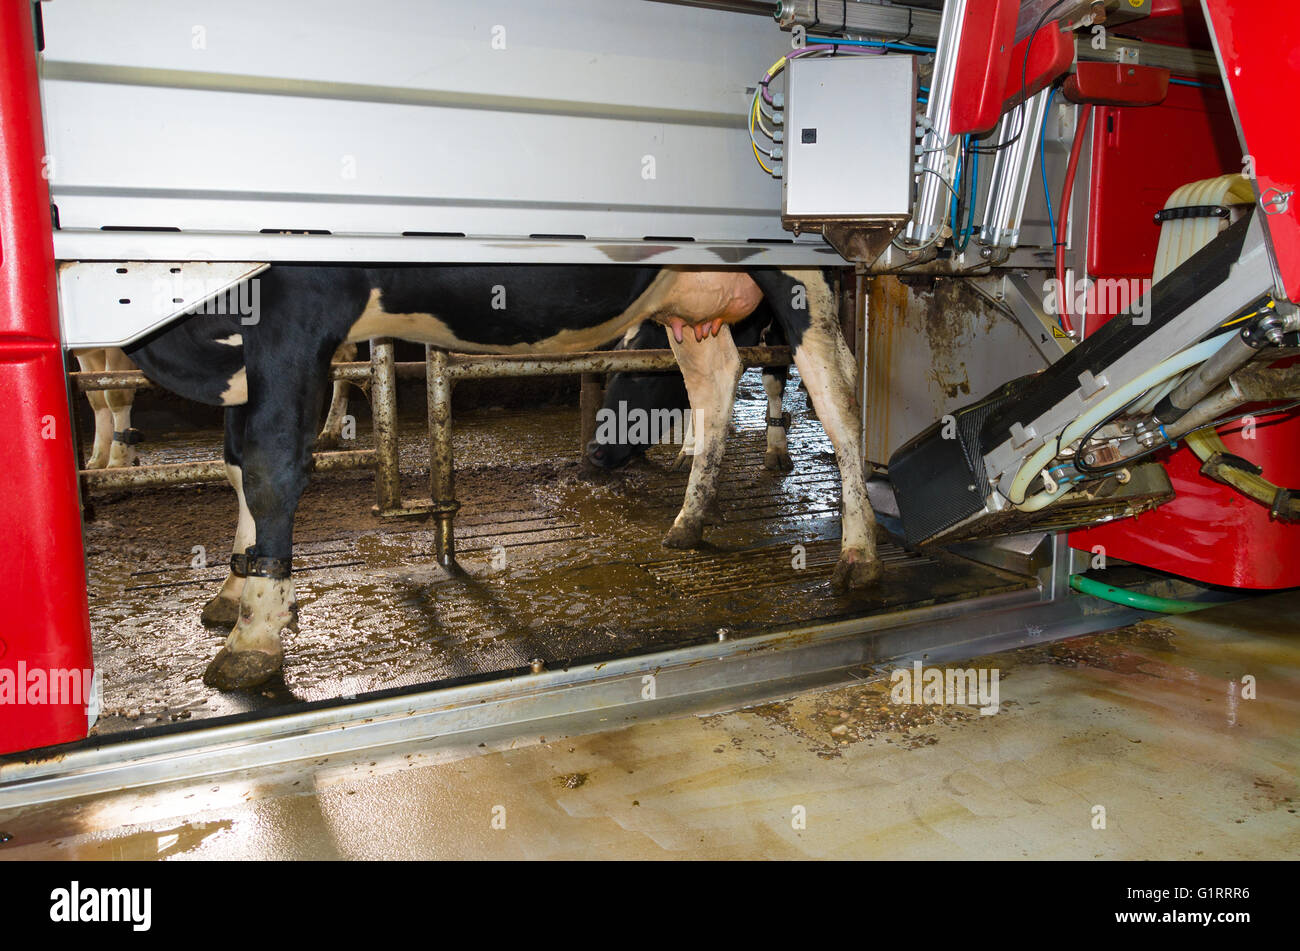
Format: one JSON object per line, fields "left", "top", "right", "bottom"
{"left": 831, "top": 549, "right": 883, "bottom": 591}
{"left": 668, "top": 452, "right": 693, "bottom": 473}
{"left": 200, "top": 594, "right": 240, "bottom": 629}
{"left": 315, "top": 432, "right": 341, "bottom": 452}
{"left": 203, "top": 647, "right": 283, "bottom": 691}
{"left": 662, "top": 521, "right": 704, "bottom": 549}
{"left": 763, "top": 448, "right": 794, "bottom": 472}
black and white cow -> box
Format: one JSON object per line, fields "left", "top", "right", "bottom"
{"left": 125, "top": 265, "right": 879, "bottom": 691}
{"left": 586, "top": 303, "right": 795, "bottom": 472}
{"left": 73, "top": 347, "right": 141, "bottom": 469}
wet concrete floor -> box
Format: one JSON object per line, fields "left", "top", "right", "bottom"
{"left": 79, "top": 369, "right": 1028, "bottom": 733}
{"left": 2, "top": 591, "right": 1295, "bottom": 859}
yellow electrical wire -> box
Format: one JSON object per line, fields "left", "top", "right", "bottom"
{"left": 1221, "top": 300, "right": 1274, "bottom": 328}
{"left": 746, "top": 54, "right": 792, "bottom": 175}
{"left": 749, "top": 93, "right": 773, "bottom": 174}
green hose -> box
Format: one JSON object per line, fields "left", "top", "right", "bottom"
{"left": 1069, "top": 574, "right": 1216, "bottom": 614}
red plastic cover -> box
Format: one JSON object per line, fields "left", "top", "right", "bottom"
{"left": 948, "top": 0, "right": 1020, "bottom": 135}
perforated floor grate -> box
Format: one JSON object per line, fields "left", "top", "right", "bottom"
{"left": 641, "top": 539, "right": 934, "bottom": 597}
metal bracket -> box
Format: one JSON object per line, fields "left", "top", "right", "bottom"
{"left": 969, "top": 273, "right": 1070, "bottom": 364}
{"left": 1076, "top": 368, "right": 1109, "bottom": 400}
{"left": 1009, "top": 421, "right": 1041, "bottom": 453}
{"left": 58, "top": 261, "right": 269, "bottom": 348}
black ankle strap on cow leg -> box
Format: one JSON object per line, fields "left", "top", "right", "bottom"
{"left": 112, "top": 428, "right": 144, "bottom": 446}
{"left": 231, "top": 550, "right": 292, "bottom": 580}
{"left": 766, "top": 411, "right": 792, "bottom": 430}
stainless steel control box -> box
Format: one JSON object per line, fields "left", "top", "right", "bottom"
{"left": 782, "top": 54, "right": 916, "bottom": 222}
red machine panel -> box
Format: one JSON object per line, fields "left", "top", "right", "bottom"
{"left": 1202, "top": 0, "right": 1300, "bottom": 304}
{"left": 948, "top": 0, "right": 1019, "bottom": 135}
{"left": 948, "top": 1, "right": 1074, "bottom": 136}
{"left": 1073, "top": 69, "right": 1300, "bottom": 589}
{"left": 1086, "top": 83, "right": 1239, "bottom": 281}
{"left": 0, "top": 0, "right": 96, "bottom": 753}
{"left": 1064, "top": 61, "right": 1170, "bottom": 108}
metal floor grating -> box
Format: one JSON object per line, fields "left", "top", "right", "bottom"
{"left": 84, "top": 367, "right": 1035, "bottom": 734}
{"left": 641, "top": 538, "right": 934, "bottom": 597}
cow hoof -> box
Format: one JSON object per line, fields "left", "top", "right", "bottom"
{"left": 668, "top": 452, "right": 693, "bottom": 472}
{"left": 200, "top": 594, "right": 240, "bottom": 629}
{"left": 831, "top": 549, "right": 883, "bottom": 591}
{"left": 315, "top": 432, "right": 341, "bottom": 451}
{"left": 202, "top": 647, "right": 283, "bottom": 692}
{"left": 764, "top": 448, "right": 794, "bottom": 472}
{"left": 662, "top": 520, "right": 704, "bottom": 549}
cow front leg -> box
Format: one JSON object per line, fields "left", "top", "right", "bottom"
{"left": 762, "top": 366, "right": 793, "bottom": 472}
{"left": 662, "top": 325, "right": 742, "bottom": 548}
{"left": 752, "top": 269, "right": 880, "bottom": 589}
{"left": 203, "top": 386, "right": 322, "bottom": 691}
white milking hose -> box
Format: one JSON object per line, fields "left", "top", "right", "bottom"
{"left": 1132, "top": 370, "right": 1187, "bottom": 416}
{"left": 1008, "top": 331, "right": 1237, "bottom": 507}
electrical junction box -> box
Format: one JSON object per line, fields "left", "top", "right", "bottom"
{"left": 782, "top": 54, "right": 917, "bottom": 263}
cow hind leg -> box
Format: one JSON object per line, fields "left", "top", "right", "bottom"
{"left": 203, "top": 359, "right": 331, "bottom": 691}
{"left": 200, "top": 407, "right": 253, "bottom": 629}
{"left": 762, "top": 366, "right": 793, "bottom": 472}
{"left": 669, "top": 411, "right": 695, "bottom": 472}
{"left": 104, "top": 349, "right": 139, "bottom": 467}
{"left": 75, "top": 350, "right": 114, "bottom": 469}
{"left": 750, "top": 269, "right": 879, "bottom": 590}
{"left": 315, "top": 342, "right": 358, "bottom": 450}
{"left": 662, "top": 326, "right": 742, "bottom": 548}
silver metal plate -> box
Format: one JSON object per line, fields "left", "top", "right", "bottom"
{"left": 58, "top": 261, "right": 269, "bottom": 348}
{"left": 39, "top": 0, "right": 839, "bottom": 266}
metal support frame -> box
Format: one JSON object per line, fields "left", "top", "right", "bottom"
{"left": 968, "top": 271, "right": 1072, "bottom": 364}
{"left": 377, "top": 345, "right": 792, "bottom": 569}
{"left": 905, "top": 0, "right": 970, "bottom": 247}
{"left": 71, "top": 340, "right": 399, "bottom": 495}
{"left": 78, "top": 451, "right": 378, "bottom": 492}
{"left": 979, "top": 89, "right": 1053, "bottom": 252}
{"left": 427, "top": 347, "right": 460, "bottom": 568}
{"left": 369, "top": 338, "right": 402, "bottom": 514}
{"left": 771, "top": 0, "right": 1219, "bottom": 78}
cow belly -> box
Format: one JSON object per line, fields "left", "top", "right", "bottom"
{"left": 345, "top": 286, "right": 669, "bottom": 354}
{"left": 344, "top": 268, "right": 764, "bottom": 353}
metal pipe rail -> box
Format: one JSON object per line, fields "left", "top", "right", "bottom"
{"left": 70, "top": 347, "right": 793, "bottom": 391}
{"left": 377, "top": 344, "right": 795, "bottom": 568}
{"left": 69, "top": 343, "right": 794, "bottom": 547}
{"left": 79, "top": 449, "right": 378, "bottom": 490}
{"left": 71, "top": 341, "right": 402, "bottom": 498}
